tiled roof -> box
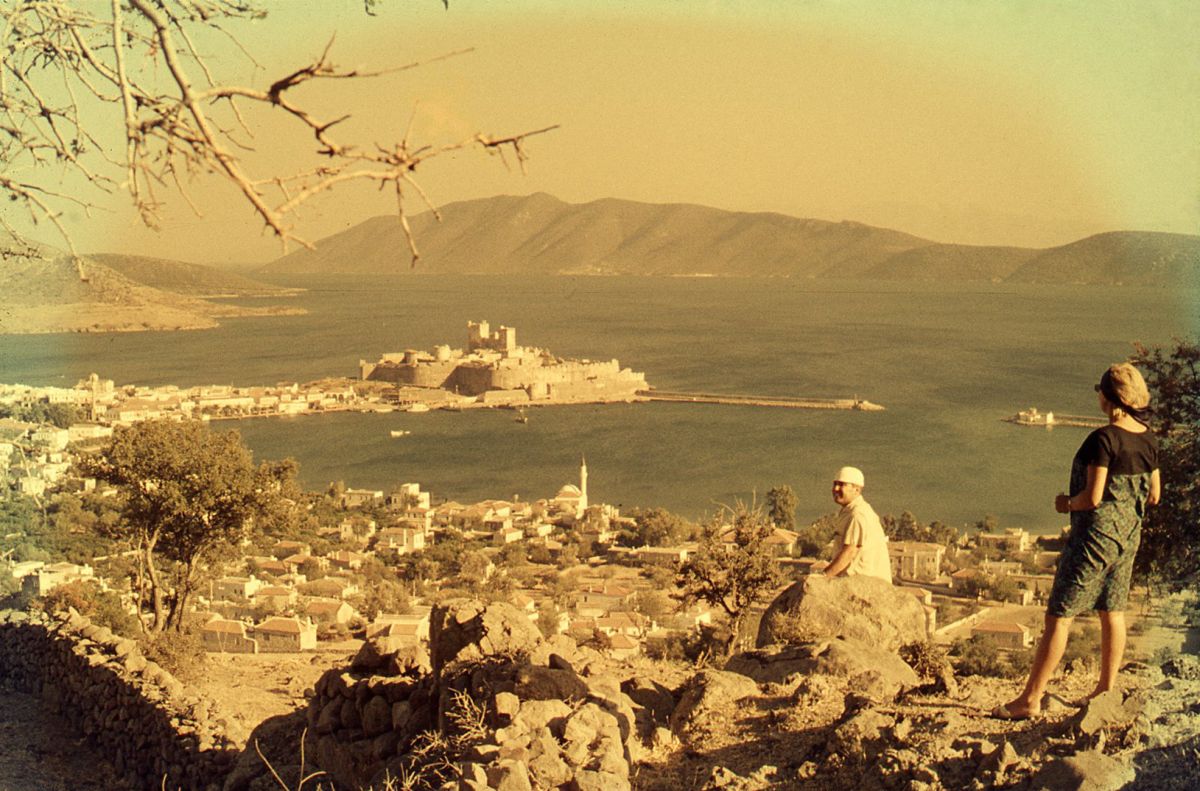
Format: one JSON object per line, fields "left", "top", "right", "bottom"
{"left": 256, "top": 617, "right": 306, "bottom": 634}
{"left": 202, "top": 619, "right": 247, "bottom": 635}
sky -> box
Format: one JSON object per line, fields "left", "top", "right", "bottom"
{"left": 12, "top": 0, "right": 1200, "bottom": 264}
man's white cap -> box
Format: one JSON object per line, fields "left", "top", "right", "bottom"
{"left": 834, "top": 466, "right": 865, "bottom": 487}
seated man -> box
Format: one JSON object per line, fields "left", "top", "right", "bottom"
{"left": 823, "top": 466, "right": 892, "bottom": 583}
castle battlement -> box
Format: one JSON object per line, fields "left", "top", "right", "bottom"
{"left": 359, "top": 323, "right": 647, "bottom": 405}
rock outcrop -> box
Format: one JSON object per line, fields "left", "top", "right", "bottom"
{"left": 289, "top": 599, "right": 672, "bottom": 791}
{"left": 726, "top": 638, "right": 920, "bottom": 693}
{"left": 756, "top": 574, "right": 928, "bottom": 650}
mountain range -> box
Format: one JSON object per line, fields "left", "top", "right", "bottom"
{"left": 257, "top": 193, "right": 1200, "bottom": 285}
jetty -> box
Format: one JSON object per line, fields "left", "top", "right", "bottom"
{"left": 637, "top": 390, "right": 884, "bottom": 411}
{"left": 1003, "top": 407, "right": 1105, "bottom": 429}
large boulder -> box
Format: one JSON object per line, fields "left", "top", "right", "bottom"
{"left": 669, "top": 670, "right": 758, "bottom": 743}
{"left": 1028, "top": 749, "right": 1134, "bottom": 791}
{"left": 429, "top": 600, "right": 545, "bottom": 680}
{"left": 726, "top": 638, "right": 919, "bottom": 692}
{"left": 756, "top": 574, "right": 927, "bottom": 651}
{"left": 351, "top": 637, "right": 430, "bottom": 676}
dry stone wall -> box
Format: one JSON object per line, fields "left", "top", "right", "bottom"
{"left": 0, "top": 608, "right": 241, "bottom": 791}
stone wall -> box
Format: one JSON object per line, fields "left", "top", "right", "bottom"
{"left": 0, "top": 609, "right": 242, "bottom": 791}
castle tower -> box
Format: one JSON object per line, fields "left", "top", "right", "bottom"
{"left": 579, "top": 455, "right": 588, "bottom": 513}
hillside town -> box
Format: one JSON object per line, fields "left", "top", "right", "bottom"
{"left": 0, "top": 322, "right": 649, "bottom": 470}
{"left": 1, "top": 378, "right": 1075, "bottom": 666}
{"left": 3, "top": 362, "right": 1198, "bottom": 791}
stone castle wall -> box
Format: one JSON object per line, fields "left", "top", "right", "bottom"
{"left": 363, "top": 359, "right": 458, "bottom": 389}
{"left": 0, "top": 609, "right": 242, "bottom": 791}
{"left": 363, "top": 349, "right": 647, "bottom": 401}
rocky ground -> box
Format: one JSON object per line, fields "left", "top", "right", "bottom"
{"left": 0, "top": 690, "right": 131, "bottom": 791}
{"left": 4, "top": 586, "right": 1198, "bottom": 791}
{"left": 186, "top": 641, "right": 363, "bottom": 744}
{"left": 220, "top": 585, "right": 1200, "bottom": 791}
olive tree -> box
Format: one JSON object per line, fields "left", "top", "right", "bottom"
{"left": 78, "top": 419, "right": 297, "bottom": 632}
{"left": 676, "top": 501, "right": 786, "bottom": 658}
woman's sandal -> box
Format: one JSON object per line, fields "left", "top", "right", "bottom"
{"left": 989, "top": 703, "right": 1038, "bottom": 720}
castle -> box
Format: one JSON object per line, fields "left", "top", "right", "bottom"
{"left": 358, "top": 322, "right": 647, "bottom": 406}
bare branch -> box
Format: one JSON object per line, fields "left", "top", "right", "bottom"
{"left": 1, "top": 1, "right": 555, "bottom": 269}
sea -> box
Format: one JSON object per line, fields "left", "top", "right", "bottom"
{"left": 2, "top": 276, "right": 1196, "bottom": 534}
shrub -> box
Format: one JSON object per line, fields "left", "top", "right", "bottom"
{"left": 949, "top": 635, "right": 1019, "bottom": 678}
{"left": 1151, "top": 646, "right": 1178, "bottom": 666}
{"left": 1061, "top": 623, "right": 1101, "bottom": 669}
{"left": 36, "top": 580, "right": 141, "bottom": 638}
{"left": 141, "top": 629, "right": 207, "bottom": 683}
{"left": 899, "top": 640, "right": 951, "bottom": 681}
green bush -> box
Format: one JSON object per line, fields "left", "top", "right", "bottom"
{"left": 1061, "top": 623, "right": 1101, "bottom": 669}
{"left": 1151, "top": 646, "right": 1178, "bottom": 666}
{"left": 36, "top": 580, "right": 140, "bottom": 638}
{"left": 141, "top": 629, "right": 207, "bottom": 683}
{"left": 899, "top": 640, "right": 951, "bottom": 681}
{"left": 949, "top": 635, "right": 1025, "bottom": 678}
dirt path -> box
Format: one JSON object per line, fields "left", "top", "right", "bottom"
{"left": 0, "top": 690, "right": 130, "bottom": 791}
{"left": 186, "top": 642, "right": 363, "bottom": 741}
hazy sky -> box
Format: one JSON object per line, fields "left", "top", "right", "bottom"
{"left": 22, "top": 0, "right": 1200, "bottom": 264}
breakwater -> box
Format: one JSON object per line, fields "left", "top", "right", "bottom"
{"left": 638, "top": 390, "right": 884, "bottom": 411}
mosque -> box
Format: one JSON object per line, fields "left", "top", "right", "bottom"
{"left": 552, "top": 456, "right": 588, "bottom": 518}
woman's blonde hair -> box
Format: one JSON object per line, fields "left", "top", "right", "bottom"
{"left": 1106, "top": 362, "right": 1151, "bottom": 409}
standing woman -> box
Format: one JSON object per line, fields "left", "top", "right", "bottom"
{"left": 997, "top": 363, "right": 1160, "bottom": 719}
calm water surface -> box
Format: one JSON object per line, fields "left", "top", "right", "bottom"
{"left": 2, "top": 276, "right": 1195, "bottom": 532}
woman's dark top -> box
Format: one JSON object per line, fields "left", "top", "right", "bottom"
{"left": 1069, "top": 424, "right": 1159, "bottom": 532}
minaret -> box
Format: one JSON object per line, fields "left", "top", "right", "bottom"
{"left": 579, "top": 455, "right": 589, "bottom": 514}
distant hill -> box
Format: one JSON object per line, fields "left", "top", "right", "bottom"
{"left": 1006, "top": 231, "right": 1200, "bottom": 285}
{"left": 258, "top": 193, "right": 931, "bottom": 278}
{"left": 88, "top": 253, "right": 300, "bottom": 296}
{"left": 256, "top": 193, "right": 1200, "bottom": 285}
{"left": 0, "top": 244, "right": 305, "bottom": 334}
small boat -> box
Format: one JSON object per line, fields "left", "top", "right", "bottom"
{"left": 389, "top": 430, "right": 411, "bottom": 438}
{"left": 515, "top": 409, "right": 529, "bottom": 424}
{"left": 406, "top": 403, "right": 431, "bottom": 413}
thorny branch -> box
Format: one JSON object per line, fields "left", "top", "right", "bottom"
{"left": 1, "top": 0, "right": 557, "bottom": 266}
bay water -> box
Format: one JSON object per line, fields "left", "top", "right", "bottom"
{"left": 3, "top": 276, "right": 1195, "bottom": 533}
